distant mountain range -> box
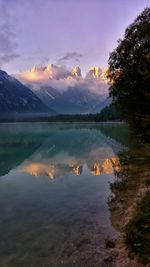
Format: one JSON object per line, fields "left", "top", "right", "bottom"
{"left": 0, "top": 70, "right": 53, "bottom": 117}
{"left": 30, "top": 84, "right": 110, "bottom": 114}
{"left": 0, "top": 65, "right": 111, "bottom": 118}
{"left": 16, "top": 64, "right": 110, "bottom": 114}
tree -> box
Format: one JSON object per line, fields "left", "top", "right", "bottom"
{"left": 107, "top": 8, "right": 150, "bottom": 140}
{"left": 95, "top": 103, "right": 122, "bottom": 121}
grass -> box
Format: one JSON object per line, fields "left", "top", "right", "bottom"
{"left": 124, "top": 191, "right": 150, "bottom": 265}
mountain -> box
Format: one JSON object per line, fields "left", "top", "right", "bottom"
{"left": 85, "top": 66, "right": 102, "bottom": 79}
{"left": 16, "top": 64, "right": 110, "bottom": 114}
{"left": 31, "top": 84, "right": 110, "bottom": 114}
{"left": 72, "top": 66, "right": 82, "bottom": 78}
{"left": 0, "top": 70, "right": 53, "bottom": 116}
{"left": 18, "top": 64, "right": 107, "bottom": 82}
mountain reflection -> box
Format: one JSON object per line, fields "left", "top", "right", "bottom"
{"left": 18, "top": 157, "right": 121, "bottom": 178}
{"left": 73, "top": 165, "right": 83, "bottom": 176}
{"left": 20, "top": 162, "right": 55, "bottom": 178}
{"left": 17, "top": 141, "right": 122, "bottom": 178}
{"left": 0, "top": 124, "right": 125, "bottom": 178}
{"left": 89, "top": 157, "right": 121, "bottom": 175}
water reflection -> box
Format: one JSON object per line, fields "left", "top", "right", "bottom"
{"left": 17, "top": 157, "right": 121, "bottom": 178}
{"left": 0, "top": 123, "right": 127, "bottom": 267}
{"left": 12, "top": 126, "right": 124, "bottom": 179}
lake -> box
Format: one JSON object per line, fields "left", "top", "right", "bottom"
{"left": 0, "top": 122, "right": 129, "bottom": 267}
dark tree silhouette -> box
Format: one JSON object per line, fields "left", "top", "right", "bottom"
{"left": 107, "top": 8, "right": 150, "bottom": 140}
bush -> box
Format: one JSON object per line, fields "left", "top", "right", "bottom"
{"left": 125, "top": 191, "right": 150, "bottom": 264}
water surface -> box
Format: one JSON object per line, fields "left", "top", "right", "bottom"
{"left": 0, "top": 122, "right": 128, "bottom": 267}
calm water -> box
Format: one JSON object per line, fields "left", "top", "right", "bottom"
{"left": 0, "top": 122, "right": 128, "bottom": 267}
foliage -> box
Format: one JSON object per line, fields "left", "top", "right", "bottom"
{"left": 125, "top": 191, "right": 150, "bottom": 264}
{"left": 107, "top": 8, "right": 150, "bottom": 140}
{"left": 94, "top": 103, "right": 122, "bottom": 121}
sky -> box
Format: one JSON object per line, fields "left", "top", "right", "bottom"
{"left": 0, "top": 0, "right": 149, "bottom": 75}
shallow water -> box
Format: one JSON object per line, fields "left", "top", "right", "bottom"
{"left": 0, "top": 122, "right": 128, "bottom": 267}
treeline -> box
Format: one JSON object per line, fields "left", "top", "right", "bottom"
{"left": 47, "top": 104, "right": 121, "bottom": 122}
{"left": 0, "top": 103, "right": 122, "bottom": 123}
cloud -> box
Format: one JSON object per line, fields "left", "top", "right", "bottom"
{"left": 0, "top": 1, "right": 19, "bottom": 67}
{"left": 16, "top": 64, "right": 72, "bottom": 82}
{"left": 15, "top": 64, "right": 108, "bottom": 94}
{"left": 15, "top": 64, "right": 77, "bottom": 91}
{"left": 0, "top": 53, "right": 20, "bottom": 63}
{"left": 57, "top": 52, "right": 83, "bottom": 65}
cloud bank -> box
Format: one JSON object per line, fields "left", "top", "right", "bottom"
{"left": 15, "top": 64, "right": 108, "bottom": 94}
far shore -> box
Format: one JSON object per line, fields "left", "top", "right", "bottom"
{"left": 0, "top": 119, "right": 124, "bottom": 124}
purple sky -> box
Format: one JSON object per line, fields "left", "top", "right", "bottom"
{"left": 0, "top": 0, "right": 149, "bottom": 74}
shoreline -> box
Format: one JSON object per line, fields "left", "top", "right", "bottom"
{"left": 0, "top": 120, "right": 124, "bottom": 124}
{"left": 104, "top": 142, "right": 150, "bottom": 267}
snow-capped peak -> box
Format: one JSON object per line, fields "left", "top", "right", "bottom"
{"left": 72, "top": 66, "right": 82, "bottom": 78}
{"left": 86, "top": 66, "right": 102, "bottom": 79}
